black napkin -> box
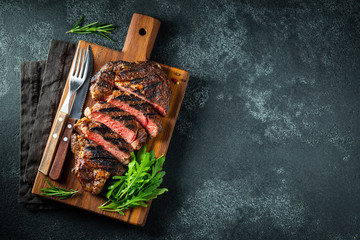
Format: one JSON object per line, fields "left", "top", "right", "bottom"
{"left": 19, "top": 40, "right": 76, "bottom": 211}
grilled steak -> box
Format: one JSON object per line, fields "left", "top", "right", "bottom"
{"left": 74, "top": 117, "right": 132, "bottom": 165}
{"left": 84, "top": 101, "right": 147, "bottom": 150}
{"left": 90, "top": 71, "right": 115, "bottom": 101}
{"left": 107, "top": 90, "right": 163, "bottom": 138}
{"left": 90, "top": 61, "right": 171, "bottom": 116}
{"left": 74, "top": 160, "right": 110, "bottom": 195}
{"left": 71, "top": 133, "right": 125, "bottom": 194}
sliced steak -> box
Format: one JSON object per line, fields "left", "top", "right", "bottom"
{"left": 74, "top": 159, "right": 110, "bottom": 195}
{"left": 71, "top": 133, "right": 125, "bottom": 175}
{"left": 84, "top": 101, "right": 147, "bottom": 150}
{"left": 131, "top": 127, "right": 147, "bottom": 150}
{"left": 71, "top": 133, "right": 125, "bottom": 194}
{"left": 90, "top": 60, "right": 171, "bottom": 116}
{"left": 89, "top": 71, "right": 115, "bottom": 101}
{"left": 74, "top": 117, "right": 132, "bottom": 165}
{"left": 107, "top": 90, "right": 163, "bottom": 138}
{"left": 114, "top": 61, "right": 171, "bottom": 116}
{"left": 89, "top": 61, "right": 140, "bottom": 101}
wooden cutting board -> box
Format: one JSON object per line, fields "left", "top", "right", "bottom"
{"left": 32, "top": 13, "right": 190, "bottom": 226}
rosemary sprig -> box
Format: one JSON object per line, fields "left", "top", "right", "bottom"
{"left": 66, "top": 16, "right": 116, "bottom": 41}
{"left": 41, "top": 179, "right": 79, "bottom": 200}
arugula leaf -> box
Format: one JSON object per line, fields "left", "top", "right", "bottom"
{"left": 99, "top": 145, "right": 168, "bottom": 215}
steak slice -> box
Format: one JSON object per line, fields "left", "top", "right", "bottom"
{"left": 71, "top": 133, "right": 125, "bottom": 194}
{"left": 74, "top": 159, "right": 110, "bottom": 195}
{"left": 71, "top": 133, "right": 125, "bottom": 175}
{"left": 107, "top": 90, "right": 163, "bottom": 138}
{"left": 84, "top": 101, "right": 147, "bottom": 150}
{"left": 90, "top": 60, "right": 171, "bottom": 116}
{"left": 74, "top": 117, "right": 132, "bottom": 165}
{"left": 89, "top": 71, "right": 115, "bottom": 101}
{"left": 114, "top": 61, "right": 171, "bottom": 116}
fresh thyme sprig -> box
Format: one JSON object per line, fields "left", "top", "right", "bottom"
{"left": 41, "top": 179, "right": 79, "bottom": 200}
{"left": 66, "top": 16, "right": 116, "bottom": 41}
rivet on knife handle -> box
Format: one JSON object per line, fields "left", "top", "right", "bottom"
{"left": 38, "top": 111, "right": 69, "bottom": 175}
{"left": 49, "top": 118, "right": 76, "bottom": 180}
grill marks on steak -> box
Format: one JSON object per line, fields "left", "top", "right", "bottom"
{"left": 90, "top": 71, "right": 115, "bottom": 101}
{"left": 84, "top": 101, "right": 147, "bottom": 150}
{"left": 72, "top": 134, "right": 125, "bottom": 175}
{"left": 71, "top": 133, "right": 125, "bottom": 194}
{"left": 74, "top": 118, "right": 132, "bottom": 165}
{"left": 107, "top": 90, "right": 163, "bottom": 138}
{"left": 115, "top": 61, "right": 170, "bottom": 116}
{"left": 90, "top": 61, "right": 171, "bottom": 116}
{"left": 74, "top": 160, "right": 110, "bottom": 195}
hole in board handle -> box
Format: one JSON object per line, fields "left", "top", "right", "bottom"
{"left": 139, "top": 28, "right": 146, "bottom": 36}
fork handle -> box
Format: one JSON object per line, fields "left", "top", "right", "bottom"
{"left": 38, "top": 111, "right": 69, "bottom": 175}
{"left": 49, "top": 117, "right": 76, "bottom": 180}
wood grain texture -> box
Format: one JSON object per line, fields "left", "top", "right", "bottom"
{"left": 38, "top": 110, "right": 69, "bottom": 175}
{"left": 49, "top": 117, "right": 76, "bottom": 180}
{"left": 32, "top": 13, "right": 190, "bottom": 226}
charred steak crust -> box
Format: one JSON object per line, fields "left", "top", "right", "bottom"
{"left": 74, "top": 117, "right": 132, "bottom": 165}
{"left": 71, "top": 133, "right": 125, "bottom": 194}
{"left": 71, "top": 133, "right": 125, "bottom": 175}
{"left": 74, "top": 160, "right": 111, "bottom": 195}
{"left": 130, "top": 127, "right": 148, "bottom": 150}
{"left": 90, "top": 71, "right": 115, "bottom": 101}
{"left": 90, "top": 60, "right": 171, "bottom": 116}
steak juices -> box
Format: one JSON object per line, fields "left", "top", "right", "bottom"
{"left": 71, "top": 61, "right": 171, "bottom": 194}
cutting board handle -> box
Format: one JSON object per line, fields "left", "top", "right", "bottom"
{"left": 122, "top": 13, "right": 161, "bottom": 61}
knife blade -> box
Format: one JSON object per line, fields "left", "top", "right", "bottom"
{"left": 49, "top": 46, "right": 93, "bottom": 180}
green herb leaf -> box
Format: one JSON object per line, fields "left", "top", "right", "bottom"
{"left": 66, "top": 16, "right": 116, "bottom": 41}
{"left": 41, "top": 179, "right": 79, "bottom": 200}
{"left": 99, "top": 145, "right": 168, "bottom": 214}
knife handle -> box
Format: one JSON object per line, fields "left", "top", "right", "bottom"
{"left": 38, "top": 111, "right": 69, "bottom": 175}
{"left": 49, "top": 117, "right": 76, "bottom": 180}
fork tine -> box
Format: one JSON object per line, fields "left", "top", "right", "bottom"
{"left": 79, "top": 48, "right": 88, "bottom": 79}
{"left": 71, "top": 47, "right": 80, "bottom": 76}
{"left": 82, "top": 51, "right": 90, "bottom": 79}
{"left": 75, "top": 48, "right": 83, "bottom": 77}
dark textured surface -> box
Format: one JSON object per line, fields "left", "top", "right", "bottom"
{"left": 1, "top": 0, "right": 360, "bottom": 239}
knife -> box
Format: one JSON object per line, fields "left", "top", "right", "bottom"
{"left": 48, "top": 46, "right": 93, "bottom": 180}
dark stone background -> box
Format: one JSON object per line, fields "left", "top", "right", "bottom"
{"left": 1, "top": 0, "right": 360, "bottom": 239}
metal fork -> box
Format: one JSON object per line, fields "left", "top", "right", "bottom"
{"left": 61, "top": 47, "right": 90, "bottom": 113}
{"left": 38, "top": 46, "right": 90, "bottom": 175}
